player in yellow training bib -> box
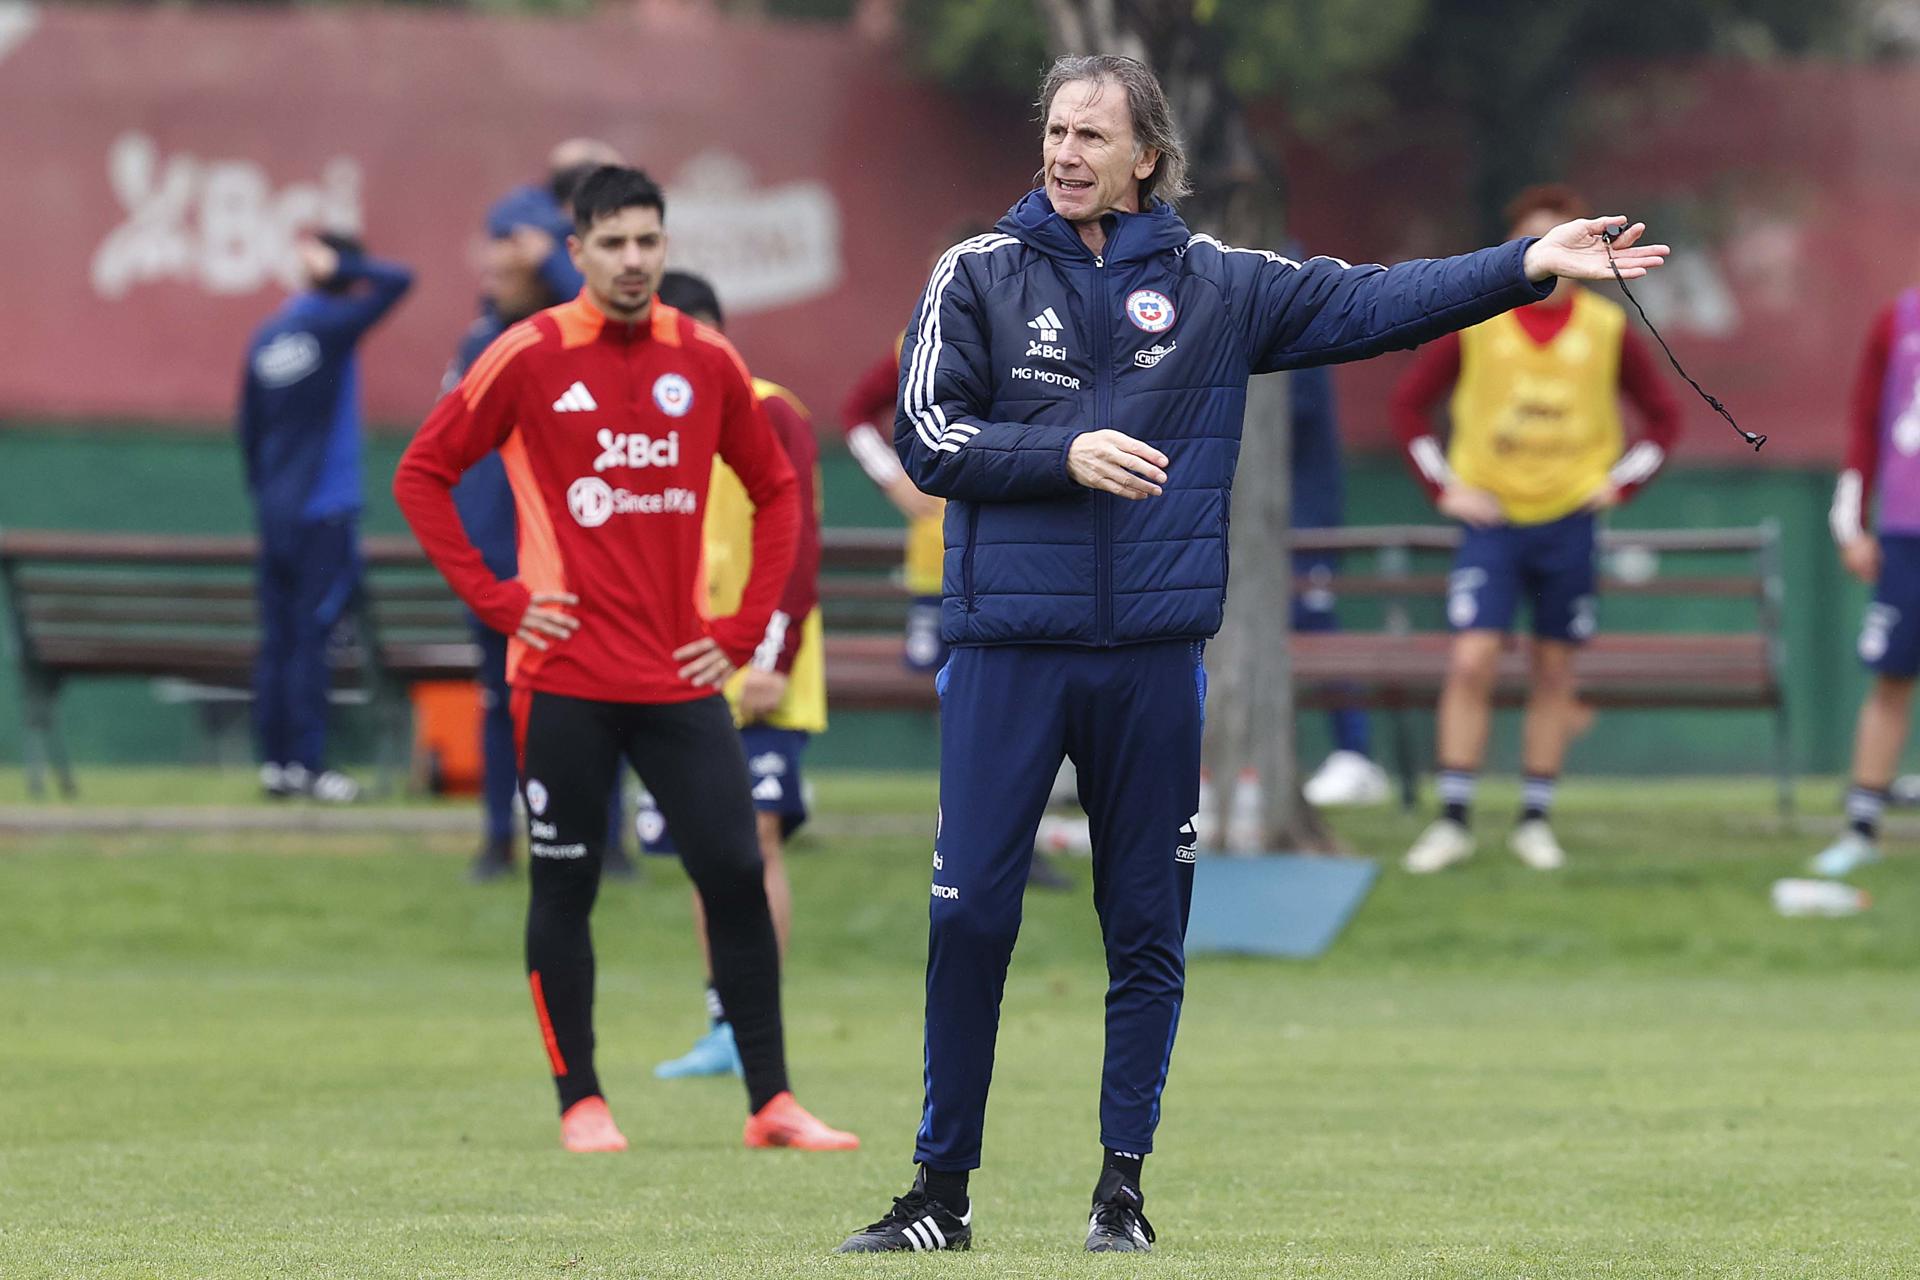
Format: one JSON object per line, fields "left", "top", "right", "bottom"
{"left": 1390, "top": 185, "right": 1680, "bottom": 874}
{"left": 641, "top": 272, "right": 828, "bottom": 1080}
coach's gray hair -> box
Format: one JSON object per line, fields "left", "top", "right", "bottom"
{"left": 1036, "top": 54, "right": 1192, "bottom": 206}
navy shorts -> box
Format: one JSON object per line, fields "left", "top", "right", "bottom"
{"left": 1448, "top": 512, "right": 1598, "bottom": 643}
{"left": 1860, "top": 534, "right": 1920, "bottom": 678}
{"left": 638, "top": 725, "right": 811, "bottom": 853}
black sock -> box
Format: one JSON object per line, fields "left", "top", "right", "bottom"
{"left": 922, "top": 1165, "right": 969, "bottom": 1210}
{"left": 1846, "top": 784, "right": 1887, "bottom": 840}
{"left": 1437, "top": 768, "right": 1476, "bottom": 828}
{"left": 1520, "top": 773, "right": 1557, "bottom": 824}
{"left": 1104, "top": 1148, "right": 1144, "bottom": 1185}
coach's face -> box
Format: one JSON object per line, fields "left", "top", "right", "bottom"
{"left": 570, "top": 205, "right": 669, "bottom": 322}
{"left": 1043, "top": 77, "right": 1159, "bottom": 225}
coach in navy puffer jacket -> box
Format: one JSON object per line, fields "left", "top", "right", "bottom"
{"left": 841, "top": 53, "right": 1670, "bottom": 1253}
{"left": 895, "top": 188, "right": 1554, "bottom": 649}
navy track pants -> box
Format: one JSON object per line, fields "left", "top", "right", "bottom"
{"left": 916, "top": 640, "right": 1203, "bottom": 1171}
{"left": 252, "top": 515, "right": 358, "bottom": 772}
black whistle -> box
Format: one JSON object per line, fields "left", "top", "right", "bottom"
{"left": 1602, "top": 222, "right": 1628, "bottom": 242}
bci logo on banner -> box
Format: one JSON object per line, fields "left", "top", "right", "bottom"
{"left": 664, "top": 151, "right": 841, "bottom": 316}
{"left": 89, "top": 132, "right": 363, "bottom": 299}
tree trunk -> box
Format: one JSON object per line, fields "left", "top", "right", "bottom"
{"left": 1194, "top": 194, "right": 1334, "bottom": 855}
{"left": 1035, "top": 0, "right": 1333, "bottom": 853}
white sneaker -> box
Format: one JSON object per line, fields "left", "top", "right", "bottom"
{"left": 1810, "top": 832, "right": 1880, "bottom": 878}
{"left": 1304, "top": 751, "right": 1392, "bottom": 808}
{"left": 307, "top": 770, "right": 362, "bottom": 804}
{"left": 1509, "top": 819, "right": 1566, "bottom": 870}
{"left": 1403, "top": 819, "right": 1475, "bottom": 873}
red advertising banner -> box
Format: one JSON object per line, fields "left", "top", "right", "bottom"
{"left": 1, "top": 4, "right": 1915, "bottom": 470}
{"left": 1292, "top": 64, "right": 1920, "bottom": 468}
{"left": 0, "top": 4, "right": 1031, "bottom": 433}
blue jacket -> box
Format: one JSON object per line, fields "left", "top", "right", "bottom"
{"left": 1289, "top": 362, "right": 1342, "bottom": 531}
{"left": 441, "top": 187, "right": 585, "bottom": 583}
{"left": 443, "top": 315, "right": 519, "bottom": 581}
{"left": 893, "top": 190, "right": 1551, "bottom": 648}
{"left": 238, "top": 255, "right": 413, "bottom": 527}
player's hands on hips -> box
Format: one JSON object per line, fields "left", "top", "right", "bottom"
{"left": 1523, "top": 217, "right": 1669, "bottom": 283}
{"left": 885, "top": 474, "right": 945, "bottom": 522}
{"left": 1068, "top": 429, "right": 1168, "bottom": 499}
{"left": 516, "top": 591, "right": 580, "bottom": 651}
{"left": 675, "top": 637, "right": 736, "bottom": 688}
{"left": 738, "top": 668, "right": 787, "bottom": 718}
{"left": 1842, "top": 533, "right": 1882, "bottom": 584}
{"left": 1438, "top": 484, "right": 1504, "bottom": 528}
{"left": 1585, "top": 482, "right": 1622, "bottom": 513}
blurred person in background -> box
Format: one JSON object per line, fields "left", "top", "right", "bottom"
{"left": 1811, "top": 281, "right": 1920, "bottom": 876}
{"left": 1289, "top": 343, "right": 1390, "bottom": 808}
{"left": 1392, "top": 183, "right": 1680, "bottom": 874}
{"left": 640, "top": 270, "right": 825, "bottom": 1080}
{"left": 238, "top": 229, "right": 412, "bottom": 803}
{"left": 448, "top": 149, "right": 637, "bottom": 883}
{"left": 838, "top": 232, "right": 983, "bottom": 675}
{"left": 396, "top": 166, "right": 856, "bottom": 1154}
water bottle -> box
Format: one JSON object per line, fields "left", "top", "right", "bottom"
{"left": 1194, "top": 768, "right": 1218, "bottom": 850}
{"left": 1770, "top": 878, "right": 1870, "bottom": 917}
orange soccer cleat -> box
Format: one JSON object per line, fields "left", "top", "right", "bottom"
{"left": 743, "top": 1091, "right": 860, "bottom": 1151}
{"left": 560, "top": 1096, "right": 629, "bottom": 1153}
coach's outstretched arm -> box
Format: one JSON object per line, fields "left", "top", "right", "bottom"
{"left": 893, "top": 253, "right": 1085, "bottom": 504}
{"left": 1232, "top": 216, "right": 1668, "bottom": 374}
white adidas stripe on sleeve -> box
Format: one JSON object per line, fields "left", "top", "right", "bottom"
{"left": 846, "top": 423, "right": 907, "bottom": 485}
{"left": 1608, "top": 441, "right": 1665, "bottom": 489}
{"left": 904, "top": 234, "right": 1019, "bottom": 456}
{"left": 1831, "top": 469, "right": 1865, "bottom": 545}
{"left": 1408, "top": 435, "right": 1454, "bottom": 488}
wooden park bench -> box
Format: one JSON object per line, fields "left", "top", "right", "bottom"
{"left": 811, "top": 522, "right": 1792, "bottom": 813}
{"left": 0, "top": 530, "right": 474, "bottom": 797}
{"left": 0, "top": 527, "right": 936, "bottom": 796}
{"left": 1288, "top": 523, "right": 1791, "bottom": 813}
{"left": 5, "top": 524, "right": 1777, "bottom": 807}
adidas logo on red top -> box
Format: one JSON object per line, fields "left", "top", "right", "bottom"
{"left": 552, "top": 381, "right": 598, "bottom": 413}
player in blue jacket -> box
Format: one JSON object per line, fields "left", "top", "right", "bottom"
{"left": 834, "top": 54, "right": 1667, "bottom": 1255}
{"left": 1288, "top": 357, "right": 1391, "bottom": 807}
{"left": 445, "top": 143, "right": 635, "bottom": 882}
{"left": 238, "top": 231, "right": 411, "bottom": 803}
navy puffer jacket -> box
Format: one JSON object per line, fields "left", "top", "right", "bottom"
{"left": 894, "top": 190, "right": 1550, "bottom": 648}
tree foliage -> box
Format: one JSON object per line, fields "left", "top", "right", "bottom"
{"left": 901, "top": 0, "right": 1861, "bottom": 230}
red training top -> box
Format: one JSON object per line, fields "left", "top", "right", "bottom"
{"left": 1389, "top": 295, "right": 1683, "bottom": 504}
{"left": 394, "top": 293, "right": 798, "bottom": 704}
{"left": 1833, "top": 303, "right": 1895, "bottom": 542}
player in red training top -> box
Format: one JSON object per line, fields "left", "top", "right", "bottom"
{"left": 394, "top": 165, "right": 857, "bottom": 1154}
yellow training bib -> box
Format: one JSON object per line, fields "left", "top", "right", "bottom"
{"left": 1447, "top": 289, "right": 1626, "bottom": 526}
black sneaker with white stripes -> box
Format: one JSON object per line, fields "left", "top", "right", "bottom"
{"left": 1084, "top": 1168, "right": 1154, "bottom": 1253}
{"left": 834, "top": 1170, "right": 972, "bottom": 1253}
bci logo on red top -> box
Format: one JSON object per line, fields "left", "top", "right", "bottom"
{"left": 594, "top": 429, "right": 681, "bottom": 472}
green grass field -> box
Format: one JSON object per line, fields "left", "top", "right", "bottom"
{"left": 3, "top": 772, "right": 1918, "bottom": 1278}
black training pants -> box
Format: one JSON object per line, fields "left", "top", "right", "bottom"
{"left": 515, "top": 689, "right": 789, "bottom": 1113}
